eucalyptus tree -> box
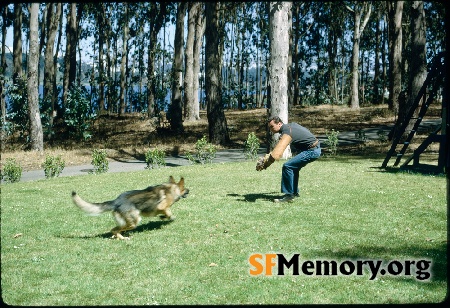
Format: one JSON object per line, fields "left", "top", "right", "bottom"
{"left": 254, "top": 2, "right": 269, "bottom": 108}
{"left": 184, "top": 2, "right": 200, "bottom": 121}
{"left": 205, "top": 2, "right": 229, "bottom": 145}
{"left": 386, "top": 1, "right": 404, "bottom": 114}
{"left": 147, "top": 1, "right": 167, "bottom": 118}
{"left": 1, "top": 4, "right": 12, "bottom": 139}
{"left": 43, "top": 3, "right": 61, "bottom": 134}
{"left": 118, "top": 2, "right": 129, "bottom": 116}
{"left": 12, "top": 3, "right": 23, "bottom": 82}
{"left": 95, "top": 3, "right": 107, "bottom": 112}
{"left": 27, "top": 2, "right": 43, "bottom": 151}
{"left": 129, "top": 2, "right": 149, "bottom": 112}
{"left": 372, "top": 1, "right": 387, "bottom": 104}
{"left": 324, "top": 2, "right": 347, "bottom": 105}
{"left": 232, "top": 2, "right": 254, "bottom": 110}
{"left": 62, "top": 3, "right": 78, "bottom": 109}
{"left": 220, "top": 2, "right": 237, "bottom": 109}
{"left": 403, "top": 1, "right": 427, "bottom": 136}
{"left": 192, "top": 3, "right": 205, "bottom": 119}
{"left": 424, "top": 1, "right": 445, "bottom": 60}
{"left": 169, "top": 2, "right": 187, "bottom": 132}
{"left": 345, "top": 1, "right": 372, "bottom": 109}
{"left": 268, "top": 1, "right": 292, "bottom": 158}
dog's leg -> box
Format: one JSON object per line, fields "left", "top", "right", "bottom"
{"left": 110, "top": 226, "right": 128, "bottom": 240}
{"left": 111, "top": 210, "right": 141, "bottom": 240}
{"left": 159, "top": 208, "right": 175, "bottom": 221}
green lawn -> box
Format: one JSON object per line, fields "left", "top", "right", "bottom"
{"left": 1, "top": 158, "right": 447, "bottom": 305}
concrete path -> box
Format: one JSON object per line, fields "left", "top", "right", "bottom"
{"left": 10, "top": 119, "right": 442, "bottom": 183}
{"left": 17, "top": 148, "right": 265, "bottom": 182}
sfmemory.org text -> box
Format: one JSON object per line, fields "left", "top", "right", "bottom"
{"left": 248, "top": 254, "right": 431, "bottom": 281}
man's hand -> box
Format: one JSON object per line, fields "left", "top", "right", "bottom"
{"left": 256, "top": 154, "right": 275, "bottom": 171}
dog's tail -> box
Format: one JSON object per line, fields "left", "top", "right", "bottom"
{"left": 71, "top": 191, "right": 115, "bottom": 215}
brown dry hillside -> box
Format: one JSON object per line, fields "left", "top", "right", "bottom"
{"left": 1, "top": 104, "right": 443, "bottom": 171}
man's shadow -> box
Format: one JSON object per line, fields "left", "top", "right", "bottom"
{"left": 227, "top": 192, "right": 278, "bottom": 203}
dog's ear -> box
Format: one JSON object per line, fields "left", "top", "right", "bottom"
{"left": 178, "top": 177, "right": 184, "bottom": 188}
{"left": 169, "top": 176, "right": 175, "bottom": 184}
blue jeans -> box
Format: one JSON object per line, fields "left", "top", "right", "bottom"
{"left": 281, "top": 144, "right": 321, "bottom": 195}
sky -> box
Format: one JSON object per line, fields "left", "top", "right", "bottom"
{"left": 3, "top": 15, "right": 176, "bottom": 64}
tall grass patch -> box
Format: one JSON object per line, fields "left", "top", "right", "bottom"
{"left": 1, "top": 158, "right": 446, "bottom": 305}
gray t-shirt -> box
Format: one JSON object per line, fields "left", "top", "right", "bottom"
{"left": 280, "top": 123, "right": 316, "bottom": 152}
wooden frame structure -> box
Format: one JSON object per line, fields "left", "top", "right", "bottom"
{"left": 382, "top": 52, "right": 446, "bottom": 172}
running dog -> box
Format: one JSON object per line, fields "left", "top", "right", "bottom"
{"left": 71, "top": 176, "right": 189, "bottom": 239}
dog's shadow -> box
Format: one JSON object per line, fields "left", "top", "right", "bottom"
{"left": 61, "top": 220, "right": 174, "bottom": 240}
{"left": 227, "top": 192, "right": 277, "bottom": 203}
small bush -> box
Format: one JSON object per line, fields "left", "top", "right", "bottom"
{"left": 243, "top": 132, "right": 260, "bottom": 160}
{"left": 186, "top": 136, "right": 217, "bottom": 164}
{"left": 64, "top": 85, "right": 96, "bottom": 140}
{"left": 377, "top": 130, "right": 388, "bottom": 142}
{"left": 6, "top": 76, "right": 29, "bottom": 141}
{"left": 145, "top": 148, "right": 166, "bottom": 169}
{"left": 42, "top": 155, "right": 65, "bottom": 178}
{"left": 90, "top": 149, "right": 109, "bottom": 174}
{"left": 2, "top": 158, "right": 22, "bottom": 183}
{"left": 185, "top": 152, "right": 196, "bottom": 165}
{"left": 325, "top": 129, "right": 339, "bottom": 155}
{"left": 195, "top": 135, "right": 217, "bottom": 164}
{"left": 355, "top": 129, "right": 367, "bottom": 142}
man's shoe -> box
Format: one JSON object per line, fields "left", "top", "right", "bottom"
{"left": 273, "top": 194, "right": 296, "bottom": 203}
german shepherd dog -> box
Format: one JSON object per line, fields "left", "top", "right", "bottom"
{"left": 72, "top": 176, "right": 189, "bottom": 239}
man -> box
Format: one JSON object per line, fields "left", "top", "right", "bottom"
{"left": 256, "top": 116, "right": 321, "bottom": 202}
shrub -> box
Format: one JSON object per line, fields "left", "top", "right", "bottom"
{"left": 2, "top": 158, "right": 22, "bottom": 183}
{"left": 42, "top": 155, "right": 65, "bottom": 178}
{"left": 186, "top": 136, "right": 217, "bottom": 164}
{"left": 64, "top": 85, "right": 96, "bottom": 140}
{"left": 145, "top": 148, "right": 166, "bottom": 169}
{"left": 90, "top": 149, "right": 109, "bottom": 174}
{"left": 185, "top": 152, "right": 196, "bottom": 165}
{"left": 377, "top": 130, "right": 388, "bottom": 142}
{"left": 243, "top": 132, "right": 260, "bottom": 160}
{"left": 325, "top": 129, "right": 339, "bottom": 155}
{"left": 355, "top": 129, "right": 368, "bottom": 142}
{"left": 6, "top": 76, "right": 29, "bottom": 141}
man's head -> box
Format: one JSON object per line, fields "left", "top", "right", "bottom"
{"left": 268, "top": 116, "right": 283, "bottom": 133}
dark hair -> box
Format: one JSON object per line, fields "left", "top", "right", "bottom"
{"left": 267, "top": 116, "right": 283, "bottom": 124}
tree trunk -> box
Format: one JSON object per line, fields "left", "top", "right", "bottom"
{"left": 292, "top": 3, "right": 300, "bottom": 106}
{"left": 184, "top": 2, "right": 199, "bottom": 121}
{"left": 205, "top": 2, "right": 229, "bottom": 145}
{"left": 268, "top": 1, "right": 292, "bottom": 158}
{"left": 239, "top": 20, "right": 245, "bottom": 111}
{"left": 192, "top": 5, "right": 205, "bottom": 119}
{"left": 169, "top": 2, "right": 186, "bottom": 132}
{"left": 63, "top": 3, "right": 77, "bottom": 108}
{"left": 1, "top": 5, "right": 8, "bottom": 152}
{"left": 387, "top": 1, "right": 403, "bottom": 113}
{"left": 43, "top": 3, "right": 61, "bottom": 135}
{"left": 147, "top": 2, "right": 166, "bottom": 118}
{"left": 404, "top": 1, "right": 427, "bottom": 134}
{"left": 119, "top": 3, "right": 129, "bottom": 116}
{"left": 347, "top": 2, "right": 372, "bottom": 109}
{"left": 373, "top": 7, "right": 382, "bottom": 104}
{"left": 13, "top": 3, "right": 23, "bottom": 82}
{"left": 27, "top": 3, "right": 44, "bottom": 152}
{"left": 97, "top": 4, "right": 106, "bottom": 113}
{"left": 1, "top": 5, "right": 7, "bottom": 123}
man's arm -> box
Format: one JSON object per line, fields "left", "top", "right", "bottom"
{"left": 270, "top": 134, "right": 292, "bottom": 160}
{"left": 256, "top": 134, "right": 292, "bottom": 171}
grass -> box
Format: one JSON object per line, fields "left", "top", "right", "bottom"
{"left": 1, "top": 157, "right": 447, "bottom": 305}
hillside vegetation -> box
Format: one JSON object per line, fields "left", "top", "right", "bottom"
{"left": 1, "top": 104, "right": 443, "bottom": 171}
